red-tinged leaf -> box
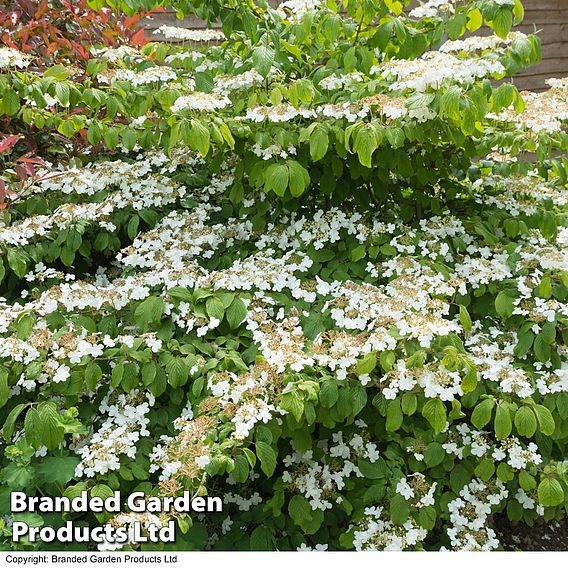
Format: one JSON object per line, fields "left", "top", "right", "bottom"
{"left": 124, "top": 15, "right": 138, "bottom": 28}
{"left": 23, "top": 163, "right": 35, "bottom": 177}
{"left": 131, "top": 27, "right": 146, "bottom": 47}
{"left": 15, "top": 165, "right": 28, "bottom": 182}
{"left": 36, "top": 0, "right": 49, "bottom": 18}
{"left": 0, "top": 135, "right": 21, "bottom": 154}
{"left": 0, "top": 180, "right": 6, "bottom": 205}
{"left": 16, "top": 156, "right": 46, "bottom": 166}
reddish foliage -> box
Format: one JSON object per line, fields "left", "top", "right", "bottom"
{"left": 0, "top": 0, "right": 153, "bottom": 66}
{"left": 0, "top": 135, "right": 21, "bottom": 154}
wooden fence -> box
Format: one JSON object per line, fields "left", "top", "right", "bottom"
{"left": 142, "top": 0, "right": 568, "bottom": 91}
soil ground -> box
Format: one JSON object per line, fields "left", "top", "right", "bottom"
{"left": 492, "top": 513, "right": 568, "bottom": 551}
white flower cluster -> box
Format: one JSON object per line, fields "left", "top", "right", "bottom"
{"left": 443, "top": 423, "right": 543, "bottom": 470}
{"left": 395, "top": 473, "right": 437, "bottom": 507}
{"left": 440, "top": 32, "right": 528, "bottom": 55}
{"left": 252, "top": 142, "right": 297, "bottom": 160}
{"left": 155, "top": 26, "right": 225, "bottom": 43}
{"left": 208, "top": 364, "right": 282, "bottom": 440}
{"left": 223, "top": 491, "right": 263, "bottom": 512}
{"left": 382, "top": 360, "right": 463, "bottom": 401}
{"left": 488, "top": 78, "right": 568, "bottom": 133}
{"left": 171, "top": 92, "right": 231, "bottom": 112}
{"left": 213, "top": 69, "right": 265, "bottom": 95}
{"left": 149, "top": 407, "right": 218, "bottom": 484}
{"left": 276, "top": 0, "right": 322, "bottom": 20}
{"left": 98, "top": 511, "right": 163, "bottom": 551}
{"left": 319, "top": 72, "right": 364, "bottom": 91}
{"left": 99, "top": 66, "right": 178, "bottom": 85}
{"left": 0, "top": 46, "right": 31, "bottom": 69}
{"left": 352, "top": 506, "right": 427, "bottom": 551}
{"left": 0, "top": 161, "right": 185, "bottom": 247}
{"left": 375, "top": 52, "right": 505, "bottom": 92}
{"left": 91, "top": 45, "right": 143, "bottom": 63}
{"left": 445, "top": 479, "right": 508, "bottom": 551}
{"left": 408, "top": 0, "right": 454, "bottom": 19}
{"left": 75, "top": 390, "right": 155, "bottom": 477}
{"left": 282, "top": 427, "right": 380, "bottom": 511}
{"left": 243, "top": 94, "right": 411, "bottom": 124}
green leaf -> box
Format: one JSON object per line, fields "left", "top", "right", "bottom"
{"left": 194, "top": 71, "right": 214, "bottom": 93}
{"left": 386, "top": 399, "right": 403, "bottom": 432}
{"left": 55, "top": 82, "right": 70, "bottom": 106}
{"left": 264, "top": 163, "right": 289, "bottom": 197}
{"left": 353, "top": 126, "right": 377, "bottom": 168}
{"left": 226, "top": 297, "right": 247, "bottom": 329}
{"left": 422, "top": 398, "right": 447, "bottom": 434}
{"left": 166, "top": 357, "right": 189, "bottom": 388}
{"left": 493, "top": 7, "right": 513, "bottom": 39}
{"left": 380, "top": 351, "right": 396, "bottom": 372}
{"left": 440, "top": 86, "right": 461, "bottom": 121}
{"left": 519, "top": 470, "right": 536, "bottom": 491}
{"left": 34, "top": 457, "right": 80, "bottom": 486}
{"left": 459, "top": 305, "right": 472, "bottom": 333}
{"left": 287, "top": 160, "right": 310, "bottom": 197}
{"left": 319, "top": 381, "right": 338, "bottom": 409}
{"left": 44, "top": 64, "right": 71, "bottom": 80}
{"left": 7, "top": 249, "right": 28, "bottom": 278}
{"left": 356, "top": 352, "right": 376, "bottom": 375}
{"left": 85, "top": 362, "right": 102, "bottom": 390}
{"left": 249, "top": 526, "right": 273, "bottom": 550}
{"left": 231, "top": 454, "right": 250, "bottom": 483}
{"left": 494, "top": 404, "right": 512, "bottom": 439}
{"left": 205, "top": 296, "right": 225, "bottom": 321}
{"left": 310, "top": 126, "right": 329, "bottom": 162}
{"left": 280, "top": 391, "right": 304, "bottom": 422}
{"left": 471, "top": 398, "right": 495, "bottom": 429}
{"left": 134, "top": 296, "right": 164, "bottom": 331}
{"left": 357, "top": 457, "right": 387, "bottom": 479}
{"left": 288, "top": 494, "right": 323, "bottom": 534}
{"left": 474, "top": 459, "right": 495, "bottom": 482}
{"left": 534, "top": 332, "right": 552, "bottom": 363}
{"left": 3, "top": 89, "right": 20, "bottom": 116}
{"left": 461, "top": 361, "right": 478, "bottom": 394}
{"left": 534, "top": 404, "right": 555, "bottom": 436}
{"left": 390, "top": 493, "right": 410, "bottom": 526}
{"left": 424, "top": 442, "right": 445, "bottom": 467}
{"left": 351, "top": 245, "right": 366, "bottom": 262}
{"left": 121, "top": 362, "right": 138, "bottom": 391}
{"left": 38, "top": 401, "right": 64, "bottom": 450}
{"left": 190, "top": 119, "right": 211, "bottom": 156}
{"left": 514, "top": 330, "right": 534, "bottom": 358}
{"left": 448, "top": 12, "right": 467, "bottom": 39}
{"left": 466, "top": 8, "right": 483, "bottom": 32}
{"left": 538, "top": 477, "right": 564, "bottom": 507}
{"left": 514, "top": 406, "right": 537, "bottom": 438}
{"left": 350, "top": 385, "right": 367, "bottom": 416}
{"left": 3, "top": 403, "right": 26, "bottom": 441}
{"left": 401, "top": 392, "right": 417, "bottom": 416}
{"left": 491, "top": 83, "right": 516, "bottom": 113}
{"left": 0, "top": 368, "right": 9, "bottom": 408}
{"left": 418, "top": 506, "right": 436, "bottom": 530}
{"left": 253, "top": 45, "right": 275, "bottom": 78}
{"left": 256, "top": 441, "right": 277, "bottom": 477}
{"left": 495, "top": 291, "right": 515, "bottom": 319}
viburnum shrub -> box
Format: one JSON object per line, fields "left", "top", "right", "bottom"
{"left": 0, "top": 0, "right": 568, "bottom": 552}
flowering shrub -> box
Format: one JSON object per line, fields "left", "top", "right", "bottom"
{"left": 1, "top": 0, "right": 568, "bottom": 552}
